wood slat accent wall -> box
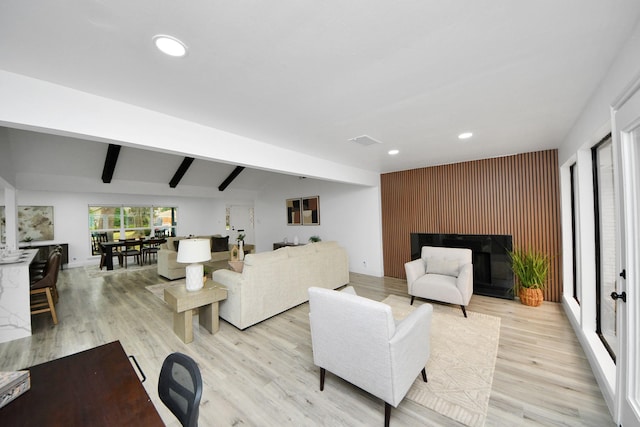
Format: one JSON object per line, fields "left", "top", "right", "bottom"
{"left": 380, "top": 150, "right": 562, "bottom": 302}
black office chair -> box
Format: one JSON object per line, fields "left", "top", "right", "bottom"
{"left": 158, "top": 352, "right": 203, "bottom": 427}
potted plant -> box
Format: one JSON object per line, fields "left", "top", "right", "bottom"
{"left": 509, "top": 248, "right": 549, "bottom": 307}
{"left": 309, "top": 235, "right": 321, "bottom": 243}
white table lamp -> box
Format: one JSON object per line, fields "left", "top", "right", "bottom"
{"left": 177, "top": 239, "right": 211, "bottom": 292}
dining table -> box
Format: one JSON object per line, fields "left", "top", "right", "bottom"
{"left": 100, "top": 238, "right": 166, "bottom": 270}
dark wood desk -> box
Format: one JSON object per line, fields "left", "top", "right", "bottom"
{"left": 0, "top": 341, "right": 164, "bottom": 426}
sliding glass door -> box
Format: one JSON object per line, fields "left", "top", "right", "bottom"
{"left": 592, "top": 135, "right": 618, "bottom": 360}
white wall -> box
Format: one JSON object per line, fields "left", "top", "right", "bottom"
{"left": 559, "top": 21, "right": 640, "bottom": 165}
{"left": 254, "top": 174, "right": 384, "bottom": 276}
{"left": 0, "top": 127, "right": 15, "bottom": 188}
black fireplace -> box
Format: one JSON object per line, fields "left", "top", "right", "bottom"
{"left": 410, "top": 233, "right": 514, "bottom": 300}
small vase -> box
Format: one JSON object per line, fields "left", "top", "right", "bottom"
{"left": 238, "top": 241, "right": 245, "bottom": 260}
{"left": 293, "top": 236, "right": 299, "bottom": 245}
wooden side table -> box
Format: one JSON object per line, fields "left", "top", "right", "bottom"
{"left": 163, "top": 281, "right": 228, "bottom": 343}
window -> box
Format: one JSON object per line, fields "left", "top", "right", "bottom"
{"left": 89, "top": 206, "right": 177, "bottom": 254}
{"left": 591, "top": 134, "right": 618, "bottom": 361}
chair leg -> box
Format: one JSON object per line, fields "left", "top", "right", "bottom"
{"left": 31, "top": 287, "right": 58, "bottom": 325}
{"left": 461, "top": 305, "right": 467, "bottom": 318}
{"left": 45, "top": 287, "right": 58, "bottom": 324}
{"left": 384, "top": 402, "right": 392, "bottom": 427}
{"left": 421, "top": 368, "right": 428, "bottom": 383}
{"left": 320, "top": 368, "right": 325, "bottom": 391}
{"left": 410, "top": 296, "right": 415, "bottom": 305}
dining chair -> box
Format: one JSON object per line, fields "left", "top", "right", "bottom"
{"left": 91, "top": 232, "right": 108, "bottom": 255}
{"left": 158, "top": 352, "right": 203, "bottom": 427}
{"left": 30, "top": 245, "right": 63, "bottom": 291}
{"left": 120, "top": 238, "right": 142, "bottom": 268}
{"left": 155, "top": 229, "right": 169, "bottom": 238}
{"left": 142, "top": 238, "right": 161, "bottom": 265}
{"left": 30, "top": 251, "right": 62, "bottom": 324}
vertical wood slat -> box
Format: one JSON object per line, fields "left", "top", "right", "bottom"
{"left": 381, "top": 149, "right": 562, "bottom": 302}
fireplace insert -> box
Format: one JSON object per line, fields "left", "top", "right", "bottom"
{"left": 410, "top": 233, "right": 514, "bottom": 299}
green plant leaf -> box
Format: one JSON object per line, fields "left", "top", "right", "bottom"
{"left": 509, "top": 248, "right": 549, "bottom": 291}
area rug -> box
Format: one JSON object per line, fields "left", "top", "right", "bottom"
{"left": 85, "top": 263, "right": 157, "bottom": 278}
{"left": 382, "top": 295, "right": 501, "bottom": 427}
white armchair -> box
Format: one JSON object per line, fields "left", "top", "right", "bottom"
{"left": 308, "top": 286, "right": 432, "bottom": 427}
{"left": 404, "top": 246, "right": 473, "bottom": 317}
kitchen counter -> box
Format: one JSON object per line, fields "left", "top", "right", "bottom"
{"left": 0, "top": 249, "right": 39, "bottom": 344}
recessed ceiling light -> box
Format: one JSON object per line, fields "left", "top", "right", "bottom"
{"left": 458, "top": 132, "right": 473, "bottom": 140}
{"left": 388, "top": 149, "right": 399, "bottom": 155}
{"left": 153, "top": 35, "right": 187, "bottom": 57}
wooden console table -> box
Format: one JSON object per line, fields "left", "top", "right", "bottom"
{"left": 273, "top": 241, "right": 301, "bottom": 250}
{"left": 0, "top": 341, "right": 163, "bottom": 426}
{"left": 164, "top": 281, "right": 228, "bottom": 343}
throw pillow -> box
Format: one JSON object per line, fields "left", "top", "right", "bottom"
{"left": 211, "top": 236, "right": 229, "bottom": 252}
{"left": 425, "top": 257, "right": 460, "bottom": 277}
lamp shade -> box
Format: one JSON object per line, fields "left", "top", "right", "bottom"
{"left": 177, "top": 239, "right": 211, "bottom": 263}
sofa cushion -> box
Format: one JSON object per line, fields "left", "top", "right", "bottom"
{"left": 425, "top": 257, "right": 460, "bottom": 277}
{"left": 212, "top": 236, "right": 229, "bottom": 252}
{"left": 243, "top": 248, "right": 289, "bottom": 266}
{"left": 286, "top": 244, "right": 317, "bottom": 258}
{"left": 313, "top": 241, "right": 339, "bottom": 251}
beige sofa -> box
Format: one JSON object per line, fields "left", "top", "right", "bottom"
{"left": 158, "top": 235, "right": 253, "bottom": 280}
{"left": 212, "top": 241, "right": 349, "bottom": 330}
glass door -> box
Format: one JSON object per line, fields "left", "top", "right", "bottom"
{"left": 593, "top": 136, "right": 618, "bottom": 360}
{"left": 613, "top": 85, "right": 640, "bottom": 426}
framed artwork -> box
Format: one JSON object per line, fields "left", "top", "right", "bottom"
{"left": 302, "top": 196, "right": 320, "bottom": 225}
{"left": 286, "top": 198, "right": 302, "bottom": 225}
{"left": 18, "top": 206, "right": 54, "bottom": 242}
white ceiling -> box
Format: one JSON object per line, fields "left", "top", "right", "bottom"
{"left": 1, "top": 1, "right": 640, "bottom": 176}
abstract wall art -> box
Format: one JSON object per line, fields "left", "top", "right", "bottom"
{"left": 18, "top": 206, "right": 54, "bottom": 242}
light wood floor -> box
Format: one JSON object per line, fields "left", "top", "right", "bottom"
{"left": 0, "top": 267, "right": 613, "bottom": 426}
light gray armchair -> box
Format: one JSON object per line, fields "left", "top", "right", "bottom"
{"left": 404, "top": 246, "right": 473, "bottom": 317}
{"left": 308, "top": 286, "right": 432, "bottom": 427}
